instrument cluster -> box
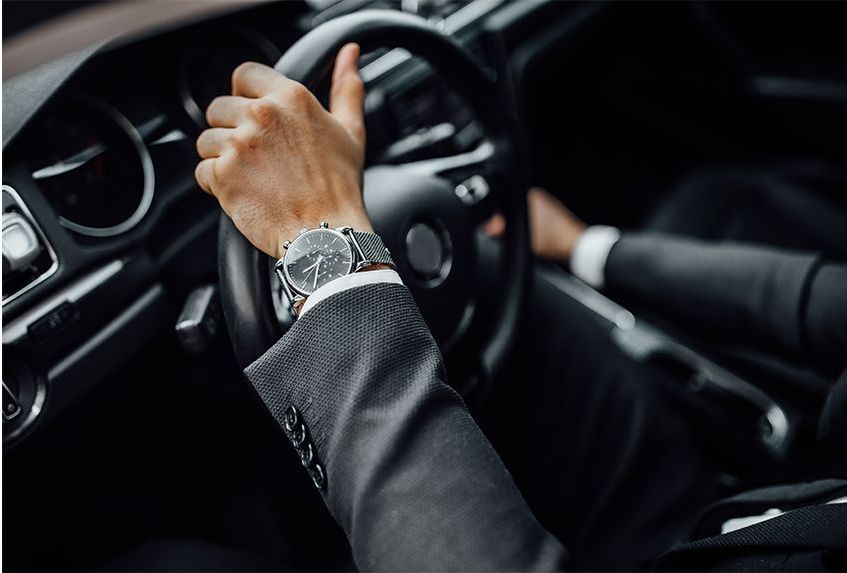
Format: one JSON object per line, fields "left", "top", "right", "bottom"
{"left": 12, "top": 22, "right": 289, "bottom": 252}
{"left": 28, "top": 97, "right": 154, "bottom": 238}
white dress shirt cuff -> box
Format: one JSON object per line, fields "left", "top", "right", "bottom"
{"left": 569, "top": 225, "right": 621, "bottom": 289}
{"left": 299, "top": 268, "right": 404, "bottom": 317}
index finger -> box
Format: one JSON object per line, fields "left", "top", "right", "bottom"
{"left": 231, "top": 61, "right": 291, "bottom": 98}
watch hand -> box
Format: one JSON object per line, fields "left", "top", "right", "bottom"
{"left": 303, "top": 257, "right": 322, "bottom": 273}
{"left": 312, "top": 255, "right": 323, "bottom": 289}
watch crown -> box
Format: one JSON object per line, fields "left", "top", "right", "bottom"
{"left": 283, "top": 241, "right": 291, "bottom": 249}
{"left": 320, "top": 221, "right": 329, "bottom": 228}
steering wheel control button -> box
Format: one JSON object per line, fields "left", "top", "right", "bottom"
{"left": 405, "top": 222, "right": 448, "bottom": 281}
{"left": 310, "top": 463, "right": 326, "bottom": 491}
{"left": 283, "top": 405, "right": 300, "bottom": 433}
{"left": 454, "top": 175, "right": 489, "bottom": 206}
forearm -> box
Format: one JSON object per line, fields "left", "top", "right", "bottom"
{"left": 603, "top": 233, "right": 820, "bottom": 360}
{"left": 245, "top": 284, "right": 569, "bottom": 571}
{"left": 802, "top": 262, "right": 847, "bottom": 372}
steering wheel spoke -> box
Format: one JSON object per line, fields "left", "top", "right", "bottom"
{"left": 395, "top": 140, "right": 495, "bottom": 179}
{"left": 395, "top": 141, "right": 503, "bottom": 223}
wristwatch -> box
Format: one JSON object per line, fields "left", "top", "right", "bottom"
{"left": 274, "top": 222, "right": 394, "bottom": 313}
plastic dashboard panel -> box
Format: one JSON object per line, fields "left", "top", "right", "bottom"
{"left": 1, "top": 1, "right": 313, "bottom": 448}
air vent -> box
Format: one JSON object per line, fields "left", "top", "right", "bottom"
{"left": 2, "top": 185, "right": 59, "bottom": 305}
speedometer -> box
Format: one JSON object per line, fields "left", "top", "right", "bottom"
{"left": 29, "top": 97, "right": 154, "bottom": 238}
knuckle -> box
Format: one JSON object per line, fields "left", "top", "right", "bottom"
{"left": 196, "top": 130, "right": 213, "bottom": 155}
{"left": 333, "top": 75, "right": 364, "bottom": 101}
{"left": 215, "top": 155, "right": 236, "bottom": 182}
{"left": 247, "top": 98, "right": 280, "bottom": 125}
{"left": 232, "top": 61, "right": 257, "bottom": 86}
{"left": 347, "top": 75, "right": 365, "bottom": 97}
{"left": 195, "top": 160, "right": 215, "bottom": 189}
{"left": 230, "top": 127, "right": 257, "bottom": 151}
{"left": 284, "top": 82, "right": 312, "bottom": 106}
{"left": 205, "top": 96, "right": 225, "bottom": 123}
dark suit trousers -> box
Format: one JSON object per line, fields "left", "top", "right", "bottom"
{"left": 482, "top": 269, "right": 724, "bottom": 570}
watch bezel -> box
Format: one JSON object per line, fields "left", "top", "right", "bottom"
{"left": 281, "top": 227, "right": 355, "bottom": 297}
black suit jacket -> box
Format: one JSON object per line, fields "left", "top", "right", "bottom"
{"left": 246, "top": 283, "right": 569, "bottom": 571}
{"left": 605, "top": 233, "right": 847, "bottom": 443}
{"left": 245, "top": 235, "right": 846, "bottom": 571}
{"left": 605, "top": 234, "right": 847, "bottom": 571}
{"left": 606, "top": 233, "right": 847, "bottom": 374}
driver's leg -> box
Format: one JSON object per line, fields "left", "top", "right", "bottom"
{"left": 482, "top": 267, "right": 724, "bottom": 570}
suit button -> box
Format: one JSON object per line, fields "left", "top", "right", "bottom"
{"left": 290, "top": 422, "right": 307, "bottom": 449}
{"left": 300, "top": 443, "right": 315, "bottom": 467}
{"left": 310, "top": 463, "right": 326, "bottom": 490}
{"left": 283, "top": 405, "right": 299, "bottom": 433}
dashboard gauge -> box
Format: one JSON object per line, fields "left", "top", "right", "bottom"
{"left": 178, "top": 29, "right": 281, "bottom": 128}
{"left": 30, "top": 97, "right": 154, "bottom": 237}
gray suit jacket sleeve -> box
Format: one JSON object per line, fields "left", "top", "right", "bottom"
{"left": 605, "top": 233, "right": 847, "bottom": 372}
{"left": 244, "top": 282, "right": 569, "bottom": 571}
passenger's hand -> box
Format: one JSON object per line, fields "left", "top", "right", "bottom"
{"left": 195, "top": 43, "right": 371, "bottom": 259}
{"left": 485, "top": 187, "right": 587, "bottom": 263}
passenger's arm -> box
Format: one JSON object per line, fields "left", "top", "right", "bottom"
{"left": 510, "top": 190, "right": 846, "bottom": 372}
{"left": 604, "top": 234, "right": 847, "bottom": 372}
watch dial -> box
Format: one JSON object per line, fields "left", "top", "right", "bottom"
{"left": 284, "top": 229, "right": 354, "bottom": 296}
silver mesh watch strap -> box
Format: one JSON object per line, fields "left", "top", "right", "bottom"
{"left": 349, "top": 230, "right": 395, "bottom": 269}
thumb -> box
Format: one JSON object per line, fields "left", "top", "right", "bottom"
{"left": 329, "top": 43, "right": 366, "bottom": 146}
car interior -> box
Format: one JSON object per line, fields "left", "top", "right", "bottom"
{"left": 3, "top": 0, "right": 846, "bottom": 570}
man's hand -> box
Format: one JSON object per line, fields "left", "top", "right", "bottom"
{"left": 195, "top": 43, "right": 372, "bottom": 259}
{"left": 485, "top": 187, "right": 587, "bottom": 262}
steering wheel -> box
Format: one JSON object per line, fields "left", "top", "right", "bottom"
{"left": 219, "top": 10, "right": 530, "bottom": 396}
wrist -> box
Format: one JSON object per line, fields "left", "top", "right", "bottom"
{"left": 359, "top": 262, "right": 392, "bottom": 272}
{"left": 563, "top": 225, "right": 588, "bottom": 261}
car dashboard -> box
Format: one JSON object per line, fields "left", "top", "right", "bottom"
{"left": 5, "top": 1, "right": 845, "bottom": 570}
{"left": 2, "top": 0, "right": 551, "bottom": 450}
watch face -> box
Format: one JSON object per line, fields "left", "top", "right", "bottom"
{"left": 283, "top": 228, "right": 354, "bottom": 296}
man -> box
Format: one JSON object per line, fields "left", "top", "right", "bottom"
{"left": 484, "top": 187, "right": 847, "bottom": 569}
{"left": 195, "top": 44, "right": 847, "bottom": 570}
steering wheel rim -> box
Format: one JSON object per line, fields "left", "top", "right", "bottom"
{"left": 219, "top": 10, "right": 530, "bottom": 394}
